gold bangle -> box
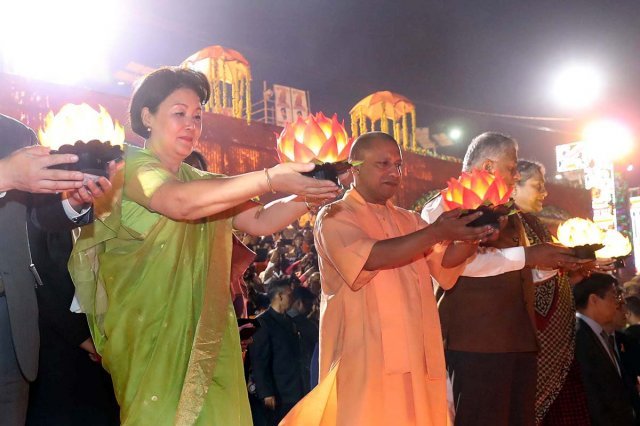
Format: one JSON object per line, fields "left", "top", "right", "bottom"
{"left": 304, "top": 196, "right": 320, "bottom": 214}
{"left": 254, "top": 204, "right": 265, "bottom": 219}
{"left": 264, "top": 168, "right": 276, "bottom": 194}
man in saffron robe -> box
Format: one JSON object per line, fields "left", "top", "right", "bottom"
{"left": 281, "top": 132, "right": 495, "bottom": 425}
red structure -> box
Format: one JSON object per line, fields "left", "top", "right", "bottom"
{"left": 0, "top": 73, "right": 591, "bottom": 219}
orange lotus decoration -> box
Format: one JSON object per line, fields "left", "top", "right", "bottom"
{"left": 442, "top": 169, "right": 512, "bottom": 210}
{"left": 440, "top": 169, "right": 513, "bottom": 227}
{"left": 277, "top": 112, "right": 353, "bottom": 164}
{"left": 276, "top": 112, "right": 354, "bottom": 185}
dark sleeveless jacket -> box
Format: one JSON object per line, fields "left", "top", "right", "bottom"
{"left": 437, "top": 214, "right": 538, "bottom": 353}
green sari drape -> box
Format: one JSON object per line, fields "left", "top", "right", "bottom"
{"left": 69, "top": 146, "right": 251, "bottom": 426}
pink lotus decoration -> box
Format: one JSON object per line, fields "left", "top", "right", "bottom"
{"left": 276, "top": 112, "right": 353, "bottom": 164}
{"left": 276, "top": 112, "right": 355, "bottom": 185}
{"left": 441, "top": 169, "right": 513, "bottom": 227}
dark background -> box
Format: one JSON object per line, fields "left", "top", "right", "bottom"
{"left": 96, "top": 0, "right": 640, "bottom": 185}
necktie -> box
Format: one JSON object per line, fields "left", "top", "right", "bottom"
{"left": 601, "top": 330, "right": 620, "bottom": 373}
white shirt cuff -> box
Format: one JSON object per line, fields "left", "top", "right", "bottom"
{"left": 69, "top": 295, "right": 83, "bottom": 313}
{"left": 532, "top": 268, "right": 558, "bottom": 282}
{"left": 462, "top": 246, "right": 526, "bottom": 277}
{"left": 62, "top": 198, "right": 91, "bottom": 221}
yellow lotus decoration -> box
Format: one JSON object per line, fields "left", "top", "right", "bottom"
{"left": 595, "top": 229, "right": 632, "bottom": 259}
{"left": 38, "top": 103, "right": 124, "bottom": 150}
{"left": 556, "top": 218, "right": 604, "bottom": 247}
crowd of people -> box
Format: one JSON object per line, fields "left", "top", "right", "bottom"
{"left": 1, "top": 65, "right": 640, "bottom": 426}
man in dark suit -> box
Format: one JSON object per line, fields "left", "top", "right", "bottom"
{"left": 573, "top": 273, "right": 637, "bottom": 426}
{"left": 287, "top": 285, "right": 319, "bottom": 394}
{"left": 250, "top": 278, "right": 306, "bottom": 426}
{"left": 624, "top": 295, "right": 640, "bottom": 343}
{"left": 615, "top": 294, "right": 640, "bottom": 423}
{"left": 0, "top": 113, "right": 110, "bottom": 425}
{"left": 25, "top": 226, "right": 119, "bottom": 426}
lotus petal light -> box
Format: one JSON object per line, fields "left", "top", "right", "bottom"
{"left": 441, "top": 169, "right": 512, "bottom": 210}
{"left": 38, "top": 103, "right": 124, "bottom": 150}
{"left": 556, "top": 218, "right": 605, "bottom": 247}
{"left": 595, "top": 229, "right": 632, "bottom": 259}
{"left": 38, "top": 103, "right": 124, "bottom": 178}
{"left": 276, "top": 112, "right": 353, "bottom": 164}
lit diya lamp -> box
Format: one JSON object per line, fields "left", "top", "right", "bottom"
{"left": 441, "top": 169, "right": 514, "bottom": 228}
{"left": 595, "top": 229, "right": 632, "bottom": 267}
{"left": 39, "top": 103, "right": 124, "bottom": 181}
{"left": 276, "top": 112, "right": 356, "bottom": 186}
{"left": 555, "top": 218, "right": 605, "bottom": 259}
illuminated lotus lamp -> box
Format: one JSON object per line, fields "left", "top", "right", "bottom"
{"left": 555, "top": 218, "right": 605, "bottom": 259}
{"left": 596, "top": 229, "right": 632, "bottom": 267}
{"left": 441, "top": 169, "right": 513, "bottom": 228}
{"left": 276, "top": 112, "right": 355, "bottom": 185}
{"left": 38, "top": 103, "right": 124, "bottom": 178}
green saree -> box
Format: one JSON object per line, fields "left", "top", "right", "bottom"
{"left": 69, "top": 146, "right": 251, "bottom": 426}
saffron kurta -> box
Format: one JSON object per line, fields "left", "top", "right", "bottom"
{"left": 69, "top": 146, "right": 251, "bottom": 426}
{"left": 283, "top": 188, "right": 464, "bottom": 426}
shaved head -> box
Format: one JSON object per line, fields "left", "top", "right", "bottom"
{"left": 348, "top": 132, "right": 403, "bottom": 204}
{"left": 349, "top": 132, "right": 399, "bottom": 162}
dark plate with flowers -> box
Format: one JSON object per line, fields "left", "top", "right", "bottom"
{"left": 571, "top": 244, "right": 605, "bottom": 260}
{"left": 463, "top": 203, "right": 513, "bottom": 229}
{"left": 49, "top": 140, "right": 122, "bottom": 179}
{"left": 302, "top": 161, "right": 351, "bottom": 187}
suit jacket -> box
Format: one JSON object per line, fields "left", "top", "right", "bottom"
{"left": 250, "top": 307, "right": 306, "bottom": 404}
{"left": 27, "top": 228, "right": 90, "bottom": 348}
{"left": 290, "top": 313, "right": 318, "bottom": 394}
{"left": 575, "top": 318, "right": 636, "bottom": 426}
{"left": 438, "top": 213, "right": 538, "bottom": 353}
{"left": 624, "top": 324, "right": 640, "bottom": 345}
{"left": 26, "top": 226, "right": 119, "bottom": 425}
{"left": 0, "top": 114, "right": 82, "bottom": 381}
{"left": 616, "top": 330, "right": 640, "bottom": 423}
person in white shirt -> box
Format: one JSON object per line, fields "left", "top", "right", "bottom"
{"left": 421, "top": 131, "right": 581, "bottom": 426}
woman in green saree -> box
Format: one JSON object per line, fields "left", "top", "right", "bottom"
{"left": 69, "top": 67, "right": 338, "bottom": 426}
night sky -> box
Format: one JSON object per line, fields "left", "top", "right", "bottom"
{"left": 104, "top": 0, "right": 640, "bottom": 184}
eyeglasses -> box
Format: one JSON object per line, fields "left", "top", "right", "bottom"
{"left": 615, "top": 292, "right": 624, "bottom": 304}
{"left": 606, "top": 289, "right": 624, "bottom": 305}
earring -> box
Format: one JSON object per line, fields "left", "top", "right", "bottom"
{"left": 147, "top": 127, "right": 151, "bottom": 133}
